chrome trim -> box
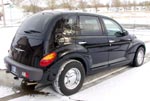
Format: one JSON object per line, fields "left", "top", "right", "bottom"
{"left": 109, "top": 40, "right": 115, "bottom": 43}
{"left": 92, "top": 61, "right": 108, "bottom": 68}
{"left": 15, "top": 48, "right": 25, "bottom": 52}
{"left": 78, "top": 41, "right": 87, "bottom": 45}
{"left": 92, "top": 57, "right": 126, "bottom": 68}
{"left": 137, "top": 49, "right": 144, "bottom": 65}
{"left": 64, "top": 68, "right": 81, "bottom": 90}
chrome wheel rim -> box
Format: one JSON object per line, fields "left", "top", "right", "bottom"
{"left": 64, "top": 68, "right": 81, "bottom": 90}
{"left": 137, "top": 49, "right": 144, "bottom": 65}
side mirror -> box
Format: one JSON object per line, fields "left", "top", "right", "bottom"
{"left": 115, "top": 31, "right": 123, "bottom": 37}
{"left": 115, "top": 31, "right": 128, "bottom": 37}
{"left": 122, "top": 30, "right": 128, "bottom": 36}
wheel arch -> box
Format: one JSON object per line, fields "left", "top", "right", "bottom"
{"left": 127, "top": 40, "right": 146, "bottom": 54}
{"left": 70, "top": 57, "right": 88, "bottom": 75}
{"left": 55, "top": 44, "right": 92, "bottom": 75}
{"left": 136, "top": 45, "right": 146, "bottom": 53}
{"left": 41, "top": 52, "right": 92, "bottom": 84}
{"left": 59, "top": 53, "right": 92, "bottom": 75}
{"left": 130, "top": 44, "right": 145, "bottom": 67}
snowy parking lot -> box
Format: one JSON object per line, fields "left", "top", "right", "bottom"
{"left": 0, "top": 27, "right": 150, "bottom": 101}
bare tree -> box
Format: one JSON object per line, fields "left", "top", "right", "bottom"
{"left": 10, "top": 0, "right": 24, "bottom": 7}
{"left": 61, "top": 0, "right": 74, "bottom": 10}
{"left": 28, "top": 0, "right": 41, "bottom": 13}
{"left": 92, "top": 0, "right": 99, "bottom": 12}
{"left": 47, "top": 0, "right": 56, "bottom": 10}
{"left": 21, "top": 0, "right": 43, "bottom": 13}
{"left": 122, "top": 0, "right": 128, "bottom": 11}
{"left": 112, "top": 0, "right": 121, "bottom": 7}
{"left": 132, "top": 1, "right": 137, "bottom": 11}
{"left": 77, "top": 0, "right": 87, "bottom": 11}
{"left": 144, "top": 1, "right": 150, "bottom": 11}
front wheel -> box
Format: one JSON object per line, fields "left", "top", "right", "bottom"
{"left": 132, "top": 47, "right": 145, "bottom": 67}
{"left": 53, "top": 60, "right": 85, "bottom": 95}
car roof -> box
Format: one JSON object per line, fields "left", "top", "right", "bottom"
{"left": 41, "top": 10, "right": 109, "bottom": 18}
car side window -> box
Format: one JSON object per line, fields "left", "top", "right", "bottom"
{"left": 102, "top": 18, "right": 122, "bottom": 36}
{"left": 63, "top": 16, "right": 77, "bottom": 36}
{"left": 79, "top": 16, "right": 102, "bottom": 36}
{"left": 54, "top": 16, "right": 77, "bottom": 36}
{"left": 53, "top": 16, "right": 77, "bottom": 46}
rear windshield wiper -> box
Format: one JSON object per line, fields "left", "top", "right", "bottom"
{"left": 24, "top": 30, "right": 41, "bottom": 34}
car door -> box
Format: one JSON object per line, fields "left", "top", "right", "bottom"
{"left": 75, "top": 15, "right": 109, "bottom": 69}
{"left": 102, "top": 17, "right": 131, "bottom": 65}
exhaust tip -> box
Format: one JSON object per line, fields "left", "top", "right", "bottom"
{"left": 14, "top": 77, "right": 19, "bottom": 80}
{"left": 6, "top": 70, "right": 10, "bottom": 73}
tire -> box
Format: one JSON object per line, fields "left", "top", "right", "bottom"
{"left": 53, "top": 60, "right": 85, "bottom": 96}
{"left": 132, "top": 47, "right": 145, "bottom": 67}
{"left": 21, "top": 80, "right": 36, "bottom": 91}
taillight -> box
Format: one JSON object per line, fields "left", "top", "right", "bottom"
{"left": 39, "top": 52, "right": 57, "bottom": 67}
{"left": 22, "top": 72, "right": 29, "bottom": 78}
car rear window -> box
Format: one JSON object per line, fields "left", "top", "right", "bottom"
{"left": 16, "top": 13, "right": 52, "bottom": 36}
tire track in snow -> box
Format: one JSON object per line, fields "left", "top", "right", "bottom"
{"left": 0, "top": 89, "right": 50, "bottom": 101}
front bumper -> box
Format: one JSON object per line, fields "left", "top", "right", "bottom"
{"left": 4, "top": 56, "right": 43, "bottom": 81}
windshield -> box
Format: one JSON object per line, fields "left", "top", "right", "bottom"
{"left": 16, "top": 13, "right": 52, "bottom": 35}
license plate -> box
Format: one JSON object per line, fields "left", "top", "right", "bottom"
{"left": 11, "top": 66, "right": 16, "bottom": 74}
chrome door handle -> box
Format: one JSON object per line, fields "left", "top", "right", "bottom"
{"left": 109, "top": 40, "right": 115, "bottom": 43}
{"left": 127, "top": 39, "right": 131, "bottom": 41}
{"left": 78, "top": 41, "right": 87, "bottom": 45}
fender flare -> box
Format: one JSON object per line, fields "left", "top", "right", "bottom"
{"left": 42, "top": 53, "right": 92, "bottom": 83}
{"left": 127, "top": 40, "right": 146, "bottom": 54}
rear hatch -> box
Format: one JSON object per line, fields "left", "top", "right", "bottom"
{"left": 9, "top": 12, "right": 53, "bottom": 67}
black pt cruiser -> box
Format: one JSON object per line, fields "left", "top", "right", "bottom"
{"left": 4, "top": 11, "right": 145, "bottom": 95}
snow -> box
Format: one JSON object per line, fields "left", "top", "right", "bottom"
{"left": 0, "top": 27, "right": 17, "bottom": 69}
{"left": 2, "top": 56, "right": 150, "bottom": 101}
{"left": 0, "top": 86, "right": 15, "bottom": 98}
{"left": 9, "top": 86, "right": 75, "bottom": 101}
{"left": 10, "top": 94, "right": 73, "bottom": 101}
{"left": 71, "top": 62, "right": 150, "bottom": 101}
{"left": 74, "top": 42, "right": 150, "bottom": 101}
{"left": 1, "top": 10, "right": 150, "bottom": 100}
{"left": 0, "top": 26, "right": 150, "bottom": 101}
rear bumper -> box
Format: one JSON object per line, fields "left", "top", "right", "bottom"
{"left": 4, "top": 56, "right": 43, "bottom": 81}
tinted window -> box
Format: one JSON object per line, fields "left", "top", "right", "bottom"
{"left": 17, "top": 13, "right": 51, "bottom": 35}
{"left": 102, "top": 18, "right": 122, "bottom": 36}
{"left": 53, "top": 16, "right": 77, "bottom": 46}
{"left": 54, "top": 16, "right": 77, "bottom": 36}
{"left": 79, "top": 16, "right": 102, "bottom": 36}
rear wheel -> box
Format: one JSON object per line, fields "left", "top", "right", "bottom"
{"left": 53, "top": 60, "right": 85, "bottom": 95}
{"left": 132, "top": 47, "right": 145, "bottom": 67}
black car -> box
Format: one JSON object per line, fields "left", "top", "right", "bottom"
{"left": 4, "top": 11, "right": 145, "bottom": 95}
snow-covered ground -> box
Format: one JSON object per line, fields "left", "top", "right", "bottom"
{"left": 101, "top": 12, "right": 150, "bottom": 25}
{"left": 0, "top": 26, "right": 150, "bottom": 101}
{"left": 1, "top": 5, "right": 150, "bottom": 100}
{"left": 0, "top": 27, "right": 17, "bottom": 69}
{"left": 71, "top": 61, "right": 150, "bottom": 101}
{"left": 1, "top": 62, "right": 150, "bottom": 101}
{"left": 0, "top": 86, "right": 15, "bottom": 98}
